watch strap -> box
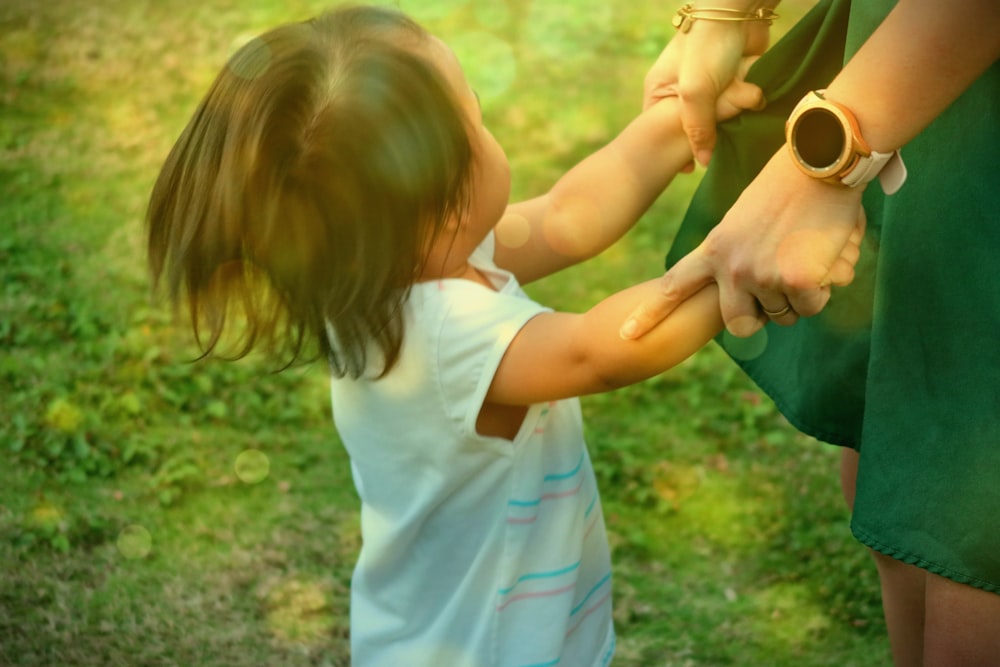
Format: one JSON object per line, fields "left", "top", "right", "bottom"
{"left": 842, "top": 148, "right": 907, "bottom": 194}
{"left": 876, "top": 150, "right": 907, "bottom": 195}
{"left": 792, "top": 90, "right": 908, "bottom": 194}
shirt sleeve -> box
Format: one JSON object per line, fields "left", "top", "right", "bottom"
{"left": 433, "top": 281, "right": 549, "bottom": 438}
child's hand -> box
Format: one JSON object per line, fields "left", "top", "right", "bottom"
{"left": 715, "top": 56, "right": 765, "bottom": 121}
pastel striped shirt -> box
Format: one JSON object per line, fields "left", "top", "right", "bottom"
{"left": 330, "top": 233, "right": 615, "bottom": 666}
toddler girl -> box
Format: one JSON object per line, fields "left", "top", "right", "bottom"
{"left": 147, "top": 5, "right": 764, "bottom": 666}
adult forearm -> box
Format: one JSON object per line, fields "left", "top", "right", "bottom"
{"left": 824, "top": 0, "right": 1000, "bottom": 153}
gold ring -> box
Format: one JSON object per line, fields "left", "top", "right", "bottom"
{"left": 761, "top": 303, "right": 792, "bottom": 317}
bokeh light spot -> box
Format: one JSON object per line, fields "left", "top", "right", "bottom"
{"left": 117, "top": 524, "right": 153, "bottom": 559}
{"left": 749, "top": 582, "right": 832, "bottom": 648}
{"left": 524, "top": 0, "right": 613, "bottom": 61}
{"left": 449, "top": 32, "right": 517, "bottom": 102}
{"left": 775, "top": 229, "right": 841, "bottom": 288}
{"left": 29, "top": 503, "right": 63, "bottom": 532}
{"left": 652, "top": 461, "right": 701, "bottom": 509}
{"left": 473, "top": 3, "right": 510, "bottom": 27}
{"left": 541, "top": 195, "right": 602, "bottom": 258}
{"left": 495, "top": 212, "right": 531, "bottom": 249}
{"left": 235, "top": 449, "right": 270, "bottom": 484}
{"left": 723, "top": 325, "right": 768, "bottom": 361}
{"left": 44, "top": 397, "right": 83, "bottom": 433}
{"left": 262, "top": 577, "right": 338, "bottom": 644}
{"left": 403, "top": 0, "right": 469, "bottom": 23}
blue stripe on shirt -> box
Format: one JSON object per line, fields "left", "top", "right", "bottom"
{"left": 570, "top": 572, "right": 612, "bottom": 617}
{"left": 497, "top": 560, "right": 581, "bottom": 596}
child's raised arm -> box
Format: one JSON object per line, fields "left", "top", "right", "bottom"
{"left": 481, "top": 63, "right": 759, "bottom": 406}
{"left": 493, "top": 68, "right": 761, "bottom": 285}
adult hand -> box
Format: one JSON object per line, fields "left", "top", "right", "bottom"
{"left": 619, "top": 147, "right": 866, "bottom": 340}
{"left": 644, "top": 16, "right": 771, "bottom": 166}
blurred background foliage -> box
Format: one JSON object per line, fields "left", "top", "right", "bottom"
{"left": 0, "top": 0, "right": 889, "bottom": 665}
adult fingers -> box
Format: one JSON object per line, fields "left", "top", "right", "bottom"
{"left": 787, "top": 284, "right": 832, "bottom": 319}
{"left": 677, "top": 84, "right": 720, "bottom": 167}
{"left": 676, "top": 37, "right": 748, "bottom": 164}
{"left": 674, "top": 46, "right": 727, "bottom": 166}
{"left": 756, "top": 294, "right": 800, "bottom": 326}
{"left": 620, "top": 252, "right": 713, "bottom": 340}
{"left": 720, "top": 284, "right": 769, "bottom": 338}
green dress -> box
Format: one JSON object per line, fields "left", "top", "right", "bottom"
{"left": 666, "top": 0, "right": 1000, "bottom": 592}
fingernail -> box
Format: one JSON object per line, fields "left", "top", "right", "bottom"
{"left": 619, "top": 319, "right": 637, "bottom": 340}
{"left": 727, "top": 315, "right": 761, "bottom": 338}
{"left": 754, "top": 95, "right": 768, "bottom": 111}
{"left": 696, "top": 150, "right": 712, "bottom": 167}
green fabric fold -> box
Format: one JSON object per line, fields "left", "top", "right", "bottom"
{"left": 664, "top": 0, "right": 870, "bottom": 448}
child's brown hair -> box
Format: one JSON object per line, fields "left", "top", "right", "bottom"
{"left": 147, "top": 5, "right": 473, "bottom": 377}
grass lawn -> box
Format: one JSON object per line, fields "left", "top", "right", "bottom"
{"left": 1, "top": 0, "right": 891, "bottom": 665}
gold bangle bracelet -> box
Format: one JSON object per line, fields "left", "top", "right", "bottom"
{"left": 672, "top": 4, "right": 779, "bottom": 33}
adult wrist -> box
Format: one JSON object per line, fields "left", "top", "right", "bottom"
{"left": 672, "top": 3, "right": 779, "bottom": 34}
{"left": 785, "top": 90, "right": 906, "bottom": 194}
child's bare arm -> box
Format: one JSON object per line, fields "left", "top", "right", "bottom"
{"left": 493, "top": 98, "right": 691, "bottom": 284}
{"left": 483, "top": 63, "right": 758, "bottom": 404}
{"left": 494, "top": 66, "right": 761, "bottom": 285}
{"left": 485, "top": 282, "right": 723, "bottom": 406}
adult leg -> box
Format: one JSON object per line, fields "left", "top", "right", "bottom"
{"left": 872, "top": 552, "right": 926, "bottom": 667}
{"left": 841, "top": 449, "right": 925, "bottom": 667}
{"left": 839, "top": 447, "right": 859, "bottom": 508}
{"left": 924, "top": 574, "right": 1000, "bottom": 666}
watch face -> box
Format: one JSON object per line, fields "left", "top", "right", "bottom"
{"left": 794, "top": 107, "right": 847, "bottom": 170}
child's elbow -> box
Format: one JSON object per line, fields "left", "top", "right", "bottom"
{"left": 584, "top": 352, "right": 650, "bottom": 395}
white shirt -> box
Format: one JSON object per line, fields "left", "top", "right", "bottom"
{"left": 330, "top": 234, "right": 615, "bottom": 667}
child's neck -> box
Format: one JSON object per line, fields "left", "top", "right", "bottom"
{"left": 419, "top": 259, "right": 495, "bottom": 291}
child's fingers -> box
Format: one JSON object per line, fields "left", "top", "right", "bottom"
{"left": 824, "top": 208, "right": 867, "bottom": 287}
{"left": 716, "top": 56, "right": 765, "bottom": 119}
{"left": 716, "top": 80, "right": 766, "bottom": 120}
{"left": 827, "top": 256, "right": 857, "bottom": 287}
{"left": 851, "top": 207, "right": 867, "bottom": 244}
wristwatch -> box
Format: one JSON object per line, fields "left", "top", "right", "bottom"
{"left": 786, "top": 90, "right": 906, "bottom": 194}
